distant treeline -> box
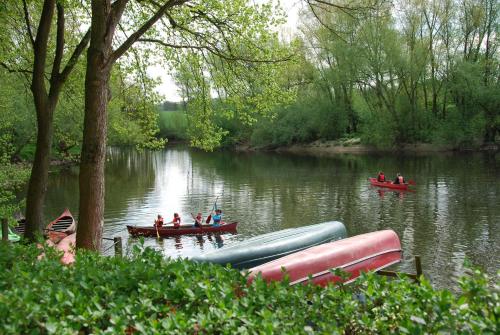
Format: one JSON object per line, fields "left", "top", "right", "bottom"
{"left": 158, "top": 101, "right": 184, "bottom": 112}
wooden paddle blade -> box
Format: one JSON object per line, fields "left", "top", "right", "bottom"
{"left": 205, "top": 215, "right": 212, "bottom": 224}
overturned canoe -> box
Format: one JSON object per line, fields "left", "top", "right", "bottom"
{"left": 247, "top": 230, "right": 402, "bottom": 286}
{"left": 191, "top": 221, "right": 347, "bottom": 269}
{"left": 127, "top": 222, "right": 238, "bottom": 237}
{"left": 369, "top": 178, "right": 409, "bottom": 190}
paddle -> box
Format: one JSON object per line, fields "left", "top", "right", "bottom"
{"left": 205, "top": 196, "right": 219, "bottom": 224}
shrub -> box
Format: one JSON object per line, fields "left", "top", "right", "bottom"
{"left": 0, "top": 243, "right": 498, "bottom": 334}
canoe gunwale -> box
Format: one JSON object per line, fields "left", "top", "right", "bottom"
{"left": 288, "top": 248, "right": 402, "bottom": 285}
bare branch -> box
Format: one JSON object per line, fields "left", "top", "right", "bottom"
{"left": 22, "top": 0, "right": 35, "bottom": 47}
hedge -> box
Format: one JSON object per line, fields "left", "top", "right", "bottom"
{"left": 0, "top": 242, "right": 498, "bottom": 334}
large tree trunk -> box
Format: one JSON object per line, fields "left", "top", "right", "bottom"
{"left": 76, "top": 1, "right": 113, "bottom": 251}
{"left": 24, "top": 0, "right": 56, "bottom": 241}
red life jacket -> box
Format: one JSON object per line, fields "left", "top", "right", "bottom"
{"left": 155, "top": 218, "right": 164, "bottom": 227}
{"left": 173, "top": 216, "right": 181, "bottom": 228}
{"left": 378, "top": 174, "right": 385, "bottom": 182}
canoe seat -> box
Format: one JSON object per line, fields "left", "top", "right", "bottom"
{"left": 14, "top": 220, "right": 26, "bottom": 235}
{"left": 51, "top": 217, "right": 73, "bottom": 231}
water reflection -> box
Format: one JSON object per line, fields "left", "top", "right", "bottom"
{"left": 44, "top": 147, "right": 500, "bottom": 289}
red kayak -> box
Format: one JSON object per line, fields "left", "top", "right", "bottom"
{"left": 369, "top": 177, "right": 409, "bottom": 190}
{"left": 45, "top": 209, "right": 77, "bottom": 243}
{"left": 127, "top": 222, "right": 238, "bottom": 237}
{"left": 247, "top": 230, "right": 402, "bottom": 286}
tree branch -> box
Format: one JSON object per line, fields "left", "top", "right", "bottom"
{"left": 51, "top": 2, "right": 65, "bottom": 83}
{"left": 110, "top": 0, "right": 189, "bottom": 64}
{"left": 0, "top": 62, "right": 33, "bottom": 75}
{"left": 59, "top": 29, "right": 91, "bottom": 84}
{"left": 138, "top": 38, "right": 292, "bottom": 64}
{"left": 22, "top": 0, "right": 35, "bottom": 47}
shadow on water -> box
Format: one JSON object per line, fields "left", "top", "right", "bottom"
{"left": 44, "top": 147, "right": 499, "bottom": 289}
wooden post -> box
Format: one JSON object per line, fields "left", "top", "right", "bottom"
{"left": 1, "top": 218, "right": 9, "bottom": 242}
{"left": 415, "top": 255, "right": 422, "bottom": 277}
{"left": 113, "top": 237, "right": 122, "bottom": 257}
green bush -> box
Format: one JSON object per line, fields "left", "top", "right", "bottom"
{"left": 0, "top": 243, "right": 498, "bottom": 334}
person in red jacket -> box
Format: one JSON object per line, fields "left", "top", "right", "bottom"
{"left": 393, "top": 173, "right": 405, "bottom": 184}
{"left": 154, "top": 214, "right": 164, "bottom": 228}
{"left": 170, "top": 213, "right": 181, "bottom": 228}
{"left": 377, "top": 171, "right": 386, "bottom": 182}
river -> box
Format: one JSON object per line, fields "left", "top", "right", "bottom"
{"left": 44, "top": 146, "right": 499, "bottom": 289}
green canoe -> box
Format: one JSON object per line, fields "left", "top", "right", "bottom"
{"left": 191, "top": 221, "right": 347, "bottom": 269}
{"left": 0, "top": 227, "right": 21, "bottom": 243}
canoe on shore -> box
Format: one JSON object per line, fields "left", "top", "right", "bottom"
{"left": 0, "top": 227, "right": 21, "bottom": 242}
{"left": 191, "top": 221, "right": 347, "bottom": 269}
{"left": 45, "top": 209, "right": 77, "bottom": 243}
{"left": 247, "top": 230, "right": 402, "bottom": 286}
{"left": 127, "top": 222, "right": 238, "bottom": 237}
{"left": 369, "top": 178, "right": 409, "bottom": 190}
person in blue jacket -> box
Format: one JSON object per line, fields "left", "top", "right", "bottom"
{"left": 212, "top": 209, "right": 222, "bottom": 227}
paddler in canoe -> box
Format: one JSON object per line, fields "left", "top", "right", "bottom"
{"left": 191, "top": 212, "right": 203, "bottom": 228}
{"left": 393, "top": 173, "right": 405, "bottom": 184}
{"left": 211, "top": 209, "right": 223, "bottom": 227}
{"left": 377, "top": 171, "right": 386, "bottom": 182}
{"left": 154, "top": 214, "right": 164, "bottom": 228}
{"left": 168, "top": 213, "right": 181, "bottom": 228}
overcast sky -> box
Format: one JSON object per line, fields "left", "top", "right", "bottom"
{"left": 148, "top": 0, "right": 302, "bottom": 102}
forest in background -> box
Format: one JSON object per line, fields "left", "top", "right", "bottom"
{"left": 166, "top": 0, "right": 499, "bottom": 150}
{"left": 1, "top": 0, "right": 499, "bottom": 165}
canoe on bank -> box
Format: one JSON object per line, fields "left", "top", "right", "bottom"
{"left": 247, "top": 230, "right": 402, "bottom": 286}
{"left": 191, "top": 221, "right": 347, "bottom": 269}
{"left": 369, "top": 178, "right": 409, "bottom": 190}
{"left": 0, "top": 227, "right": 21, "bottom": 242}
{"left": 127, "top": 222, "right": 238, "bottom": 237}
{"left": 45, "top": 209, "right": 77, "bottom": 243}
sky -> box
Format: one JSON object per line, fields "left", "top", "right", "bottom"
{"left": 148, "top": 0, "right": 302, "bottom": 102}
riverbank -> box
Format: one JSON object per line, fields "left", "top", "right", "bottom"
{"left": 235, "top": 139, "right": 499, "bottom": 155}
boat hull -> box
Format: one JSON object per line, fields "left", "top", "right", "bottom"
{"left": 247, "top": 230, "right": 402, "bottom": 286}
{"left": 45, "top": 209, "right": 76, "bottom": 243}
{"left": 369, "top": 178, "right": 409, "bottom": 190}
{"left": 127, "top": 222, "right": 238, "bottom": 237}
{"left": 191, "top": 221, "right": 347, "bottom": 269}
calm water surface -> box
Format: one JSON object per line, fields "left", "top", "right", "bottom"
{"left": 44, "top": 147, "right": 499, "bottom": 289}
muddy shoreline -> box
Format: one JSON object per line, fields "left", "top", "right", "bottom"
{"left": 235, "top": 140, "right": 499, "bottom": 155}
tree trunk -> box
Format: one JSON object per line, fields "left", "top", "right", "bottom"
{"left": 24, "top": 102, "right": 55, "bottom": 240}
{"left": 76, "top": 1, "right": 113, "bottom": 251}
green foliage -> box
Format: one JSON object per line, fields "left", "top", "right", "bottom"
{"left": 0, "top": 136, "right": 30, "bottom": 223}
{"left": 157, "top": 111, "right": 189, "bottom": 141}
{"left": 0, "top": 243, "right": 498, "bottom": 334}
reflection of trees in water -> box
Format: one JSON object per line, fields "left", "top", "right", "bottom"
{"left": 104, "top": 148, "right": 156, "bottom": 214}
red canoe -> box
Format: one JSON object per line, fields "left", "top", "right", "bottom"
{"left": 45, "top": 209, "right": 77, "bottom": 243}
{"left": 247, "top": 230, "right": 402, "bottom": 286}
{"left": 127, "top": 222, "right": 238, "bottom": 237}
{"left": 369, "top": 178, "right": 409, "bottom": 190}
